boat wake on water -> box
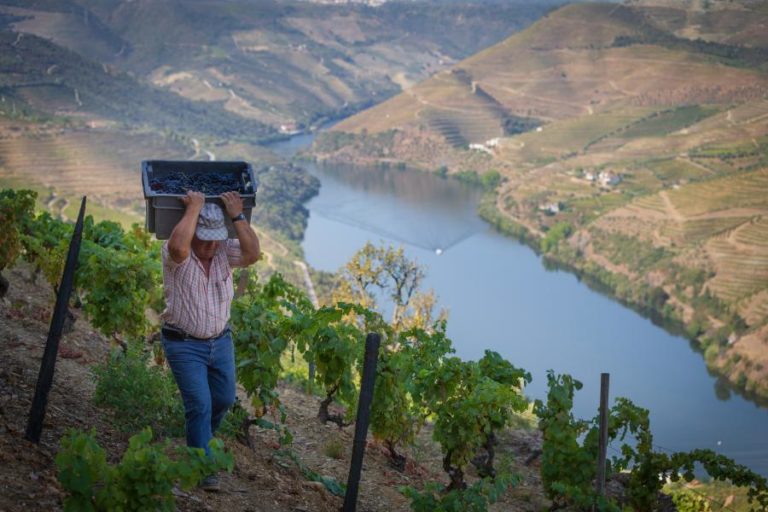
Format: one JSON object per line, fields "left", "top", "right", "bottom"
{"left": 310, "top": 207, "right": 484, "bottom": 253}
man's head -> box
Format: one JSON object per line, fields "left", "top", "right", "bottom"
{"left": 192, "top": 203, "right": 227, "bottom": 260}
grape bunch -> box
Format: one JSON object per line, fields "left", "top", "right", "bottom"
{"left": 149, "top": 171, "right": 248, "bottom": 195}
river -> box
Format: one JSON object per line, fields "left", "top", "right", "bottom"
{"left": 269, "top": 135, "right": 768, "bottom": 476}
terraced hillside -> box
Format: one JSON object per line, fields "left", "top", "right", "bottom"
{"left": 0, "top": 121, "right": 190, "bottom": 223}
{"left": 0, "top": 0, "right": 554, "bottom": 130}
{"left": 0, "top": 30, "right": 276, "bottom": 142}
{"left": 315, "top": 0, "right": 768, "bottom": 401}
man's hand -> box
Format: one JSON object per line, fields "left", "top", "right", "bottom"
{"left": 222, "top": 190, "right": 260, "bottom": 265}
{"left": 220, "top": 191, "right": 243, "bottom": 219}
{"left": 181, "top": 191, "right": 205, "bottom": 212}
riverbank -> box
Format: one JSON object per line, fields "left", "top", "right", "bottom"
{"left": 475, "top": 192, "right": 768, "bottom": 405}
{"left": 306, "top": 141, "right": 768, "bottom": 405}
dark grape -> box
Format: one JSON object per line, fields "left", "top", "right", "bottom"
{"left": 149, "top": 171, "right": 246, "bottom": 195}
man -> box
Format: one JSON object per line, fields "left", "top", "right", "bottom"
{"left": 160, "top": 190, "right": 260, "bottom": 491}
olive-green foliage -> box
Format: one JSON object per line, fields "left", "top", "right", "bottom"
{"left": 76, "top": 222, "right": 162, "bottom": 339}
{"left": 314, "top": 130, "right": 398, "bottom": 158}
{"left": 619, "top": 106, "right": 718, "bottom": 139}
{"left": 613, "top": 27, "right": 768, "bottom": 68}
{"left": 313, "top": 132, "right": 358, "bottom": 153}
{"left": 0, "top": 188, "right": 36, "bottom": 272}
{"left": 333, "top": 242, "right": 440, "bottom": 330}
{"left": 453, "top": 170, "right": 502, "bottom": 191}
{"left": 669, "top": 488, "right": 712, "bottom": 512}
{"left": 535, "top": 371, "right": 768, "bottom": 511}
{"left": 369, "top": 342, "right": 418, "bottom": 461}
{"left": 251, "top": 163, "right": 320, "bottom": 241}
{"left": 591, "top": 230, "right": 672, "bottom": 273}
{"left": 92, "top": 344, "right": 185, "bottom": 438}
{"left": 666, "top": 479, "right": 759, "bottom": 512}
{"left": 20, "top": 210, "right": 163, "bottom": 339}
{"left": 232, "top": 271, "right": 371, "bottom": 427}
{"left": 369, "top": 324, "right": 451, "bottom": 466}
{"left": 19, "top": 211, "right": 73, "bottom": 287}
{"left": 218, "top": 400, "right": 250, "bottom": 440}
{"left": 412, "top": 347, "right": 530, "bottom": 490}
{"left": 477, "top": 194, "right": 531, "bottom": 244}
{"left": 401, "top": 473, "right": 519, "bottom": 512}
{"left": 274, "top": 448, "right": 346, "bottom": 497}
{"left": 322, "top": 438, "right": 345, "bottom": 460}
{"left": 534, "top": 371, "right": 602, "bottom": 509}
{"left": 231, "top": 273, "right": 313, "bottom": 415}
{"left": 540, "top": 222, "right": 573, "bottom": 253}
{"left": 300, "top": 304, "right": 367, "bottom": 414}
{"left": 56, "top": 428, "right": 233, "bottom": 512}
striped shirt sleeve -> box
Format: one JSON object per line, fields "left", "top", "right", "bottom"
{"left": 162, "top": 241, "right": 190, "bottom": 272}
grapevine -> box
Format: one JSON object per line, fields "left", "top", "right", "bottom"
{"left": 0, "top": 188, "right": 37, "bottom": 296}
{"left": 10, "top": 194, "right": 764, "bottom": 512}
{"left": 536, "top": 371, "right": 768, "bottom": 511}
{"left": 230, "top": 273, "right": 312, "bottom": 445}
{"left": 56, "top": 428, "right": 232, "bottom": 512}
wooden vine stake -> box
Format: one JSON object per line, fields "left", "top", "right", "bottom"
{"left": 342, "top": 332, "right": 381, "bottom": 512}
{"left": 595, "top": 372, "right": 610, "bottom": 499}
{"left": 25, "top": 196, "right": 87, "bottom": 443}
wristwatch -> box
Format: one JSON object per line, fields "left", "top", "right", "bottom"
{"left": 231, "top": 213, "right": 246, "bottom": 223}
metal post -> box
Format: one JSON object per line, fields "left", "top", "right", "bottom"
{"left": 342, "top": 333, "right": 380, "bottom": 512}
{"left": 25, "top": 197, "right": 87, "bottom": 443}
{"left": 595, "top": 372, "right": 610, "bottom": 498}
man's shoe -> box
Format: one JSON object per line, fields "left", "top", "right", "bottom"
{"left": 199, "top": 474, "right": 220, "bottom": 492}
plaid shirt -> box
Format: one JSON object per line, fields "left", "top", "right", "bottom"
{"left": 160, "top": 239, "right": 245, "bottom": 339}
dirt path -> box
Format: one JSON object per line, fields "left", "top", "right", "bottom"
{"left": 494, "top": 185, "right": 545, "bottom": 238}
{"left": 659, "top": 190, "right": 684, "bottom": 223}
{"left": 726, "top": 219, "right": 762, "bottom": 252}
{"left": 676, "top": 156, "right": 715, "bottom": 176}
{"left": 294, "top": 260, "right": 320, "bottom": 308}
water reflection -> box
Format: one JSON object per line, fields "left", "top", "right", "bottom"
{"left": 304, "top": 162, "right": 487, "bottom": 252}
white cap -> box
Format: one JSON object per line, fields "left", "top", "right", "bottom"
{"left": 196, "top": 203, "right": 228, "bottom": 241}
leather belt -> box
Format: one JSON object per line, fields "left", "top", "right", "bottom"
{"left": 161, "top": 323, "right": 229, "bottom": 341}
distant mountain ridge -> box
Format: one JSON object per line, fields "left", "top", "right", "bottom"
{"left": 328, "top": 1, "right": 768, "bottom": 141}
{"left": 0, "top": 29, "right": 276, "bottom": 141}
{"left": 0, "top": 0, "right": 554, "bottom": 130}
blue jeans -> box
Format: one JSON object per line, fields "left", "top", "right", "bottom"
{"left": 162, "top": 330, "right": 236, "bottom": 454}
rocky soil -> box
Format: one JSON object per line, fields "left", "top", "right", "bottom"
{"left": 0, "top": 263, "right": 551, "bottom": 512}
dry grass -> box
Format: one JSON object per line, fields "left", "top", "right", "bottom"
{"left": 0, "top": 125, "right": 195, "bottom": 224}
{"left": 661, "top": 217, "right": 751, "bottom": 245}
{"left": 667, "top": 168, "right": 768, "bottom": 217}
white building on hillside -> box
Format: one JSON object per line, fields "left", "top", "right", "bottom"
{"left": 598, "top": 171, "right": 622, "bottom": 187}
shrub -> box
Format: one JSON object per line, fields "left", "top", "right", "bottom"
{"left": 56, "top": 428, "right": 232, "bottom": 512}
{"left": 401, "top": 474, "right": 519, "bottom": 512}
{"left": 92, "top": 343, "right": 185, "bottom": 437}
{"left": 323, "top": 438, "right": 345, "bottom": 460}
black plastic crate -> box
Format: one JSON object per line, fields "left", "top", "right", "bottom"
{"left": 142, "top": 160, "right": 257, "bottom": 240}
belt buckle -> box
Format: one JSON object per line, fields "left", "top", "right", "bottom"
{"left": 162, "top": 324, "right": 187, "bottom": 340}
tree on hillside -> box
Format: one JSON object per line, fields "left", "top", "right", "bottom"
{"left": 332, "top": 242, "right": 446, "bottom": 331}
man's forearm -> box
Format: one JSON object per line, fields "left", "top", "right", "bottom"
{"left": 233, "top": 220, "right": 260, "bottom": 265}
{"left": 168, "top": 205, "right": 200, "bottom": 262}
